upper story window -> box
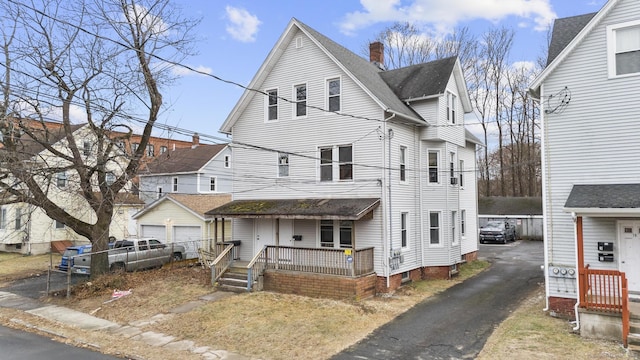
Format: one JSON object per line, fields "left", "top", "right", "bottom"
{"left": 459, "top": 159, "right": 464, "bottom": 187}
{"left": 399, "top": 146, "right": 406, "bottom": 182}
{"left": 461, "top": 209, "right": 466, "bottom": 237}
{"left": 105, "top": 172, "right": 116, "bottom": 186}
{"left": 449, "top": 152, "right": 456, "bottom": 184}
{"left": 294, "top": 84, "right": 307, "bottom": 117}
{"left": 278, "top": 153, "right": 289, "bottom": 177}
{"left": 55, "top": 219, "right": 65, "bottom": 229}
{"left": 160, "top": 145, "right": 167, "bottom": 154}
{"left": 327, "top": 78, "right": 341, "bottom": 112}
{"left": 146, "top": 144, "right": 154, "bottom": 157}
{"left": 451, "top": 211, "right": 458, "bottom": 245}
{"left": 428, "top": 151, "right": 439, "bottom": 184}
{"left": 266, "top": 89, "right": 278, "bottom": 121}
{"left": 15, "top": 208, "right": 22, "bottom": 230}
{"left": 319, "top": 145, "right": 353, "bottom": 182}
{"left": 210, "top": 177, "right": 217, "bottom": 191}
{"left": 172, "top": 177, "right": 178, "bottom": 192}
{"left": 57, "top": 172, "right": 67, "bottom": 188}
{"left": 224, "top": 155, "right": 231, "bottom": 168}
{"left": 157, "top": 186, "right": 163, "bottom": 199}
{"left": 115, "top": 140, "right": 125, "bottom": 151}
{"left": 447, "top": 92, "right": 457, "bottom": 124}
{"left": 132, "top": 142, "right": 139, "bottom": 153}
{"left": 608, "top": 20, "right": 640, "bottom": 77}
{"left": 83, "top": 141, "right": 91, "bottom": 156}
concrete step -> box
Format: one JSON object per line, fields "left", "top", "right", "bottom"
{"left": 217, "top": 284, "right": 249, "bottom": 293}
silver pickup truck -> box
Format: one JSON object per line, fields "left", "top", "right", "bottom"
{"left": 68, "top": 238, "right": 186, "bottom": 275}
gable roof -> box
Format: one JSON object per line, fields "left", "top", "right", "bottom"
{"left": 529, "top": 0, "right": 619, "bottom": 97}
{"left": 141, "top": 144, "right": 227, "bottom": 175}
{"left": 546, "top": 13, "right": 597, "bottom": 66}
{"left": 380, "top": 57, "right": 456, "bottom": 100}
{"left": 133, "top": 193, "right": 232, "bottom": 220}
{"left": 0, "top": 122, "right": 86, "bottom": 161}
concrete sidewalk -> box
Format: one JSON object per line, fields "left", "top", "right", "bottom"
{"left": 0, "top": 291, "right": 250, "bottom": 360}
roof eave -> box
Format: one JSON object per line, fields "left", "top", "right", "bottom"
{"left": 564, "top": 207, "right": 640, "bottom": 217}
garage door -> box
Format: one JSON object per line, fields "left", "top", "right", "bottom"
{"left": 173, "top": 226, "right": 201, "bottom": 259}
{"left": 140, "top": 225, "right": 166, "bottom": 242}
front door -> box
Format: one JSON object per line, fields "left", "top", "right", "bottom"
{"left": 619, "top": 222, "right": 640, "bottom": 294}
{"left": 255, "top": 219, "right": 275, "bottom": 249}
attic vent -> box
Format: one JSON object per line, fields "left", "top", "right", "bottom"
{"left": 295, "top": 36, "right": 303, "bottom": 49}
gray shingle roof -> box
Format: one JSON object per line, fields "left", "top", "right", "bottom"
{"left": 479, "top": 197, "right": 543, "bottom": 216}
{"left": 295, "top": 19, "right": 423, "bottom": 122}
{"left": 547, "top": 12, "right": 597, "bottom": 66}
{"left": 565, "top": 184, "right": 640, "bottom": 209}
{"left": 143, "top": 144, "right": 227, "bottom": 174}
{"left": 379, "top": 57, "right": 457, "bottom": 100}
{"left": 205, "top": 198, "right": 380, "bottom": 220}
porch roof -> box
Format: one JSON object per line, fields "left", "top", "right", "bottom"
{"left": 204, "top": 198, "right": 380, "bottom": 220}
{"left": 564, "top": 184, "right": 640, "bottom": 216}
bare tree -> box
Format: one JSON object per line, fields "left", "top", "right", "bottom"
{"left": 0, "top": 0, "right": 198, "bottom": 276}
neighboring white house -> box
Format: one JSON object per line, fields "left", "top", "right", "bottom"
{"left": 529, "top": 0, "right": 640, "bottom": 345}
{"left": 137, "top": 144, "right": 231, "bottom": 204}
{"left": 133, "top": 193, "right": 232, "bottom": 259}
{"left": 0, "top": 123, "right": 141, "bottom": 254}
{"left": 206, "top": 18, "right": 481, "bottom": 295}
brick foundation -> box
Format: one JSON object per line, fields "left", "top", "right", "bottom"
{"left": 463, "top": 251, "right": 478, "bottom": 262}
{"left": 548, "top": 296, "right": 577, "bottom": 319}
{"left": 263, "top": 270, "right": 377, "bottom": 300}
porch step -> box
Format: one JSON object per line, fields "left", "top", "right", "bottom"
{"left": 215, "top": 262, "right": 257, "bottom": 293}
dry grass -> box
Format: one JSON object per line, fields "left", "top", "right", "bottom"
{"left": 477, "top": 285, "right": 635, "bottom": 360}
{"left": 0, "top": 252, "right": 60, "bottom": 286}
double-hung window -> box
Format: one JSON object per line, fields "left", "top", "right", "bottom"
{"left": 83, "top": 141, "right": 91, "bottom": 156}
{"left": 320, "top": 220, "right": 333, "bottom": 248}
{"left": 172, "top": 177, "right": 178, "bottom": 192}
{"left": 450, "top": 152, "right": 456, "bottom": 184}
{"left": 278, "top": 153, "right": 289, "bottom": 177}
{"left": 327, "top": 78, "right": 341, "bottom": 112}
{"left": 451, "top": 211, "right": 457, "bottom": 245}
{"left": 0, "top": 207, "right": 6, "bottom": 230}
{"left": 157, "top": 187, "right": 163, "bottom": 199}
{"left": 57, "top": 172, "right": 67, "bottom": 188}
{"left": 401, "top": 212, "right": 408, "bottom": 248}
{"left": 132, "top": 143, "right": 139, "bottom": 152}
{"left": 210, "top": 177, "right": 216, "bottom": 191}
{"left": 15, "top": 208, "right": 22, "bottom": 230}
{"left": 320, "top": 220, "right": 353, "bottom": 248}
{"left": 294, "top": 84, "right": 307, "bottom": 117}
{"left": 106, "top": 172, "right": 116, "bottom": 186}
{"left": 399, "top": 146, "right": 406, "bottom": 182}
{"left": 429, "top": 211, "right": 440, "bottom": 245}
{"left": 339, "top": 220, "right": 353, "bottom": 249}
{"left": 224, "top": 155, "right": 231, "bottom": 168}
{"left": 160, "top": 146, "right": 167, "bottom": 154}
{"left": 428, "top": 151, "right": 439, "bottom": 183}
{"left": 319, "top": 145, "right": 353, "bottom": 182}
{"left": 459, "top": 159, "right": 464, "bottom": 187}
{"left": 266, "top": 89, "right": 278, "bottom": 121}
{"left": 147, "top": 144, "right": 154, "bottom": 157}
{"left": 461, "top": 209, "right": 466, "bottom": 237}
{"left": 608, "top": 21, "right": 640, "bottom": 77}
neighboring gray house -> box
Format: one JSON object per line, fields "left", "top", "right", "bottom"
{"left": 138, "top": 144, "right": 231, "bottom": 204}
{"left": 478, "top": 197, "right": 543, "bottom": 240}
{"left": 529, "top": 0, "right": 640, "bottom": 346}
{"left": 206, "top": 18, "right": 481, "bottom": 298}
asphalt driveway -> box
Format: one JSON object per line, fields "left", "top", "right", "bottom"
{"left": 332, "top": 240, "right": 544, "bottom": 360}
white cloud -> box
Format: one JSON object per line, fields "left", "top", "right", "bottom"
{"left": 172, "top": 64, "right": 213, "bottom": 76}
{"left": 225, "top": 6, "right": 261, "bottom": 43}
{"left": 340, "top": 0, "right": 556, "bottom": 35}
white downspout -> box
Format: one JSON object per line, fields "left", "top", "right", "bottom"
{"left": 417, "top": 128, "right": 424, "bottom": 267}
{"left": 383, "top": 113, "right": 396, "bottom": 289}
{"left": 539, "top": 83, "right": 552, "bottom": 313}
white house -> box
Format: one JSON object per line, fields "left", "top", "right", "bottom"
{"left": 529, "top": 0, "right": 640, "bottom": 345}
{"left": 206, "top": 18, "right": 481, "bottom": 298}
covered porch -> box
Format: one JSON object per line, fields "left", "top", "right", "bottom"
{"left": 565, "top": 184, "right": 640, "bottom": 347}
{"left": 203, "top": 198, "right": 380, "bottom": 299}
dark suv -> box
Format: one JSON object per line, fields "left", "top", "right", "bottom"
{"left": 479, "top": 221, "right": 517, "bottom": 244}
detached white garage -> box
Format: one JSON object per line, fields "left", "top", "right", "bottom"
{"left": 133, "top": 194, "right": 232, "bottom": 260}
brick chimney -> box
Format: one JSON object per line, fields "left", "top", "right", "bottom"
{"left": 192, "top": 133, "right": 200, "bottom": 148}
{"left": 369, "top": 41, "right": 384, "bottom": 65}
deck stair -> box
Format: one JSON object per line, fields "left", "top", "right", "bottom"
{"left": 628, "top": 302, "right": 640, "bottom": 351}
{"left": 216, "top": 261, "right": 257, "bottom": 293}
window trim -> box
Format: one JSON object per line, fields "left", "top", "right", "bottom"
{"left": 160, "top": 145, "right": 167, "bottom": 154}
{"left": 15, "top": 208, "right": 22, "bottom": 230}
{"left": 319, "top": 144, "right": 353, "bottom": 182}
{"left": 224, "top": 155, "right": 231, "bottom": 168}
{"left": 209, "top": 176, "right": 217, "bottom": 192}
{"left": 401, "top": 212, "right": 408, "bottom": 249}
{"left": 399, "top": 146, "right": 407, "bottom": 182}
{"left": 461, "top": 209, "right": 466, "bottom": 237}
{"left": 293, "top": 83, "right": 307, "bottom": 118}
{"left": 319, "top": 219, "right": 354, "bottom": 249}
{"left": 172, "top": 177, "right": 178, "bottom": 192}
{"left": 607, "top": 20, "right": 640, "bottom": 78}
{"left": 326, "top": 76, "right": 342, "bottom": 113}
{"left": 105, "top": 172, "right": 116, "bottom": 186}
{"left": 57, "top": 172, "right": 67, "bottom": 188}
{"left": 265, "top": 88, "right": 279, "bottom": 122}
{"left": 451, "top": 211, "right": 458, "bottom": 245}
{"left": 278, "top": 153, "right": 289, "bottom": 178}
{"left": 429, "top": 211, "right": 441, "bottom": 247}
{"left": 146, "top": 144, "right": 155, "bottom": 157}
{"left": 0, "top": 207, "right": 6, "bottom": 230}
{"left": 55, "top": 219, "right": 65, "bottom": 229}
{"left": 83, "top": 141, "right": 91, "bottom": 156}
{"left": 157, "top": 186, "right": 163, "bottom": 199}
{"left": 428, "top": 150, "right": 440, "bottom": 184}
{"left": 449, "top": 152, "right": 456, "bottom": 186}
{"left": 459, "top": 159, "right": 464, "bottom": 188}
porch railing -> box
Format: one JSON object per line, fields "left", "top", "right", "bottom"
{"left": 262, "top": 246, "right": 375, "bottom": 277}
{"left": 579, "top": 266, "right": 629, "bottom": 347}
{"left": 211, "top": 244, "right": 235, "bottom": 284}
{"left": 246, "top": 246, "right": 268, "bottom": 292}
